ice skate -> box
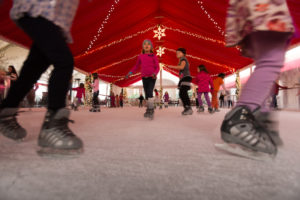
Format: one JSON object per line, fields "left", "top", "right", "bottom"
{"left": 0, "top": 108, "right": 27, "bottom": 141}
{"left": 144, "top": 98, "right": 155, "bottom": 119}
{"left": 216, "top": 106, "right": 277, "bottom": 160}
{"left": 214, "top": 108, "right": 221, "bottom": 112}
{"left": 254, "top": 110, "right": 283, "bottom": 146}
{"left": 197, "top": 106, "right": 204, "bottom": 113}
{"left": 38, "top": 108, "right": 83, "bottom": 156}
{"left": 182, "top": 106, "right": 193, "bottom": 115}
{"left": 208, "top": 107, "right": 214, "bottom": 114}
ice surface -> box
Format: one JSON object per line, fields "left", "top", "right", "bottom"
{"left": 0, "top": 107, "right": 300, "bottom": 200}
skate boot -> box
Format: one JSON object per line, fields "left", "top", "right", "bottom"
{"left": 0, "top": 108, "right": 27, "bottom": 141}
{"left": 144, "top": 98, "right": 155, "bottom": 119}
{"left": 218, "top": 106, "right": 277, "bottom": 159}
{"left": 182, "top": 106, "right": 193, "bottom": 115}
{"left": 38, "top": 108, "right": 83, "bottom": 156}
{"left": 254, "top": 111, "right": 283, "bottom": 146}
{"left": 214, "top": 108, "right": 221, "bottom": 112}
{"left": 144, "top": 108, "right": 150, "bottom": 118}
{"left": 74, "top": 106, "right": 78, "bottom": 111}
{"left": 197, "top": 106, "right": 204, "bottom": 113}
{"left": 208, "top": 107, "right": 214, "bottom": 114}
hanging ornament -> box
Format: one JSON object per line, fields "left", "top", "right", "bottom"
{"left": 156, "top": 46, "right": 166, "bottom": 57}
{"left": 153, "top": 25, "right": 166, "bottom": 40}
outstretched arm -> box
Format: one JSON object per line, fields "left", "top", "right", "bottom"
{"left": 168, "top": 61, "right": 186, "bottom": 70}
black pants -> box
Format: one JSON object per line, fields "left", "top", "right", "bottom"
{"left": 142, "top": 77, "right": 156, "bottom": 100}
{"left": 93, "top": 91, "right": 99, "bottom": 107}
{"left": 1, "top": 16, "right": 74, "bottom": 110}
{"left": 227, "top": 100, "right": 233, "bottom": 108}
{"left": 179, "top": 85, "right": 191, "bottom": 107}
{"left": 120, "top": 100, "right": 123, "bottom": 107}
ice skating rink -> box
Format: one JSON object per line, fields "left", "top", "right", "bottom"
{"left": 0, "top": 107, "right": 300, "bottom": 200}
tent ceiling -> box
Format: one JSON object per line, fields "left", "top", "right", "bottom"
{"left": 0, "top": 0, "right": 299, "bottom": 87}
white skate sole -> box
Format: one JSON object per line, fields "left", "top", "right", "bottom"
{"left": 215, "top": 143, "right": 275, "bottom": 161}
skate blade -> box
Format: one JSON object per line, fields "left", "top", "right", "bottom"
{"left": 37, "top": 147, "right": 83, "bottom": 158}
{"left": 215, "top": 143, "right": 275, "bottom": 161}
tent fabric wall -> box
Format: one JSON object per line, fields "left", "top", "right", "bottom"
{"left": 0, "top": 0, "right": 299, "bottom": 87}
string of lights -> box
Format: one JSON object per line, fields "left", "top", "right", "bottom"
{"left": 76, "top": 26, "right": 156, "bottom": 59}
{"left": 93, "top": 54, "right": 139, "bottom": 73}
{"left": 165, "top": 48, "right": 235, "bottom": 72}
{"left": 162, "top": 25, "right": 225, "bottom": 45}
{"left": 196, "top": 0, "right": 225, "bottom": 36}
{"left": 84, "top": 0, "right": 121, "bottom": 54}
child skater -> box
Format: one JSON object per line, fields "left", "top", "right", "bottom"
{"left": 168, "top": 48, "right": 192, "bottom": 115}
{"left": 72, "top": 83, "right": 85, "bottom": 111}
{"left": 163, "top": 91, "right": 169, "bottom": 108}
{"left": 212, "top": 73, "right": 227, "bottom": 112}
{"left": 126, "top": 39, "right": 159, "bottom": 119}
{"left": 195, "top": 65, "right": 214, "bottom": 114}
{"left": 89, "top": 73, "right": 100, "bottom": 112}
{"left": 218, "top": 0, "right": 295, "bottom": 158}
{"left": 0, "top": 0, "right": 83, "bottom": 155}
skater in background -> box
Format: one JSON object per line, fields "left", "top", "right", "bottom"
{"left": 168, "top": 48, "right": 193, "bottom": 115}
{"left": 126, "top": 39, "right": 159, "bottom": 119}
{"left": 212, "top": 73, "right": 226, "bottom": 112}
{"left": 271, "top": 81, "right": 288, "bottom": 109}
{"left": 110, "top": 92, "right": 115, "bottom": 108}
{"left": 163, "top": 91, "right": 169, "bottom": 108}
{"left": 7, "top": 65, "right": 18, "bottom": 89}
{"left": 154, "top": 89, "right": 159, "bottom": 109}
{"left": 138, "top": 94, "right": 144, "bottom": 108}
{"left": 195, "top": 64, "right": 214, "bottom": 113}
{"left": 0, "top": 0, "right": 83, "bottom": 155}
{"left": 195, "top": 88, "right": 199, "bottom": 108}
{"left": 119, "top": 92, "right": 124, "bottom": 108}
{"left": 89, "top": 73, "right": 100, "bottom": 112}
{"left": 219, "top": 92, "right": 225, "bottom": 108}
{"left": 226, "top": 91, "right": 233, "bottom": 108}
{"left": 72, "top": 83, "right": 85, "bottom": 111}
{"left": 220, "top": 0, "right": 295, "bottom": 157}
{"left": 116, "top": 94, "right": 120, "bottom": 107}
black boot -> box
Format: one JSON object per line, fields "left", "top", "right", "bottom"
{"left": 0, "top": 108, "right": 27, "bottom": 141}
{"left": 221, "top": 106, "right": 277, "bottom": 155}
{"left": 197, "top": 106, "right": 204, "bottom": 113}
{"left": 254, "top": 110, "right": 283, "bottom": 146}
{"left": 38, "top": 108, "right": 83, "bottom": 155}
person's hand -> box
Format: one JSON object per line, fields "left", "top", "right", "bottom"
{"left": 152, "top": 73, "right": 157, "bottom": 79}
{"left": 125, "top": 72, "right": 132, "bottom": 79}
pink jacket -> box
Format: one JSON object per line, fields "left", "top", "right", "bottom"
{"left": 72, "top": 87, "right": 85, "bottom": 98}
{"left": 130, "top": 53, "right": 160, "bottom": 77}
{"left": 195, "top": 71, "right": 213, "bottom": 93}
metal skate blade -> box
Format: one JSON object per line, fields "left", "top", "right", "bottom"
{"left": 215, "top": 143, "right": 275, "bottom": 161}
{"left": 37, "top": 147, "right": 83, "bottom": 159}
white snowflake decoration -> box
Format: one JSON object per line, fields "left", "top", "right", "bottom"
{"left": 153, "top": 26, "right": 166, "bottom": 40}
{"left": 156, "top": 46, "right": 165, "bottom": 57}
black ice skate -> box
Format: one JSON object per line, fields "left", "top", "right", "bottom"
{"left": 144, "top": 108, "right": 154, "bottom": 119}
{"left": 0, "top": 108, "right": 27, "bottom": 141}
{"left": 217, "top": 106, "right": 277, "bottom": 160}
{"left": 90, "top": 105, "right": 101, "bottom": 112}
{"left": 208, "top": 107, "right": 214, "bottom": 114}
{"left": 197, "top": 106, "right": 204, "bottom": 113}
{"left": 182, "top": 106, "right": 193, "bottom": 115}
{"left": 38, "top": 108, "right": 83, "bottom": 156}
{"left": 254, "top": 111, "right": 283, "bottom": 146}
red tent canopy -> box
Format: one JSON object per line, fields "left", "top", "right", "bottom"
{"left": 0, "top": 0, "right": 299, "bottom": 87}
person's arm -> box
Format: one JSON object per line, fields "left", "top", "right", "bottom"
{"left": 127, "top": 56, "right": 141, "bottom": 77}
{"left": 168, "top": 61, "right": 186, "bottom": 70}
{"left": 10, "top": 73, "right": 17, "bottom": 81}
{"left": 209, "top": 77, "right": 214, "bottom": 92}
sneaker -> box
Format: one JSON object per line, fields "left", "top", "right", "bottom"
{"left": 38, "top": 108, "right": 83, "bottom": 155}
{"left": 0, "top": 108, "right": 27, "bottom": 141}
{"left": 220, "top": 106, "right": 277, "bottom": 155}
